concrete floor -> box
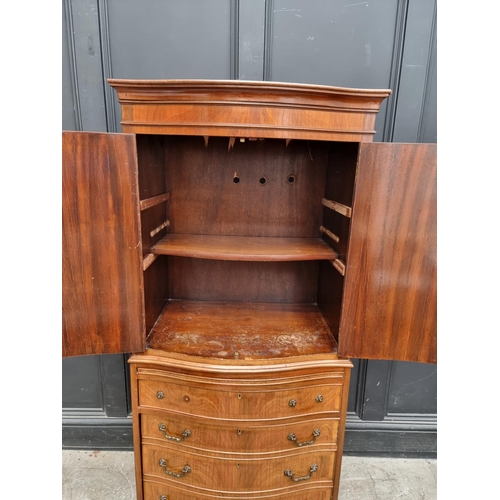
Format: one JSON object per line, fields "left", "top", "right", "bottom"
{"left": 62, "top": 450, "right": 436, "bottom": 499}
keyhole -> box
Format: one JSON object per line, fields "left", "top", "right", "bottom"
{"left": 237, "top": 429, "right": 242, "bottom": 435}
{"left": 259, "top": 177, "right": 267, "bottom": 185}
{"left": 238, "top": 394, "right": 242, "bottom": 399}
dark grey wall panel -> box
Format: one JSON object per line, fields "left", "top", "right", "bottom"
{"left": 268, "top": 0, "right": 398, "bottom": 87}
{"left": 62, "top": 356, "right": 103, "bottom": 410}
{"left": 267, "top": 0, "right": 400, "bottom": 140}
{"left": 239, "top": 0, "right": 266, "bottom": 80}
{"left": 392, "top": 0, "right": 436, "bottom": 142}
{"left": 105, "top": 0, "right": 231, "bottom": 79}
{"left": 66, "top": 0, "right": 107, "bottom": 131}
{"left": 103, "top": 0, "right": 232, "bottom": 131}
{"left": 387, "top": 362, "right": 437, "bottom": 414}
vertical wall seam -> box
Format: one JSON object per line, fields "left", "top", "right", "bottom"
{"left": 382, "top": 0, "right": 410, "bottom": 142}
{"left": 355, "top": 359, "right": 368, "bottom": 419}
{"left": 97, "top": 0, "right": 117, "bottom": 132}
{"left": 263, "top": 0, "right": 274, "bottom": 81}
{"left": 230, "top": 0, "right": 240, "bottom": 79}
{"left": 417, "top": 1, "right": 437, "bottom": 143}
{"left": 64, "top": 0, "right": 83, "bottom": 131}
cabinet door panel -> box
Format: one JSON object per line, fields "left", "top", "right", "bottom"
{"left": 62, "top": 132, "right": 145, "bottom": 357}
{"left": 339, "top": 143, "right": 436, "bottom": 363}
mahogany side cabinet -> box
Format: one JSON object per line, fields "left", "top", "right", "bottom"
{"left": 62, "top": 80, "right": 436, "bottom": 500}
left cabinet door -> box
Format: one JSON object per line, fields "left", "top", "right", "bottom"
{"left": 62, "top": 132, "right": 146, "bottom": 357}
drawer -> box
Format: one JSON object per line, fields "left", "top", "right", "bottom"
{"left": 142, "top": 413, "right": 339, "bottom": 453}
{"left": 144, "top": 480, "right": 333, "bottom": 499}
{"left": 138, "top": 378, "right": 342, "bottom": 419}
{"left": 142, "top": 443, "right": 335, "bottom": 492}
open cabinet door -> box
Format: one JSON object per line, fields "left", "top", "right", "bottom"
{"left": 63, "top": 132, "right": 146, "bottom": 357}
{"left": 338, "top": 143, "right": 436, "bottom": 363}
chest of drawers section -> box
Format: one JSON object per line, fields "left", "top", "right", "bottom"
{"left": 129, "top": 353, "right": 352, "bottom": 500}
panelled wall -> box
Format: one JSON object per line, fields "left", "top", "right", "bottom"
{"left": 62, "top": 0, "right": 437, "bottom": 456}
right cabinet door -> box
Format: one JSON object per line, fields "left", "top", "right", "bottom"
{"left": 338, "top": 143, "right": 436, "bottom": 364}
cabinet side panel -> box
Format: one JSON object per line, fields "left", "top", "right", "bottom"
{"left": 129, "top": 363, "right": 144, "bottom": 500}
{"left": 317, "top": 260, "right": 344, "bottom": 344}
{"left": 62, "top": 132, "right": 145, "bottom": 356}
{"left": 339, "top": 143, "right": 436, "bottom": 363}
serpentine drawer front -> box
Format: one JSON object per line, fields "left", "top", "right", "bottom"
{"left": 141, "top": 413, "right": 340, "bottom": 453}
{"left": 138, "top": 377, "right": 343, "bottom": 419}
{"left": 143, "top": 479, "right": 334, "bottom": 500}
{"left": 142, "top": 443, "right": 336, "bottom": 492}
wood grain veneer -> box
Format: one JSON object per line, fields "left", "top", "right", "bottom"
{"left": 143, "top": 480, "right": 333, "bottom": 500}
{"left": 62, "top": 131, "right": 145, "bottom": 357}
{"left": 167, "top": 258, "right": 319, "bottom": 304}
{"left": 162, "top": 136, "right": 328, "bottom": 238}
{"left": 138, "top": 376, "right": 342, "bottom": 419}
{"left": 339, "top": 143, "right": 437, "bottom": 363}
{"left": 108, "top": 79, "right": 390, "bottom": 142}
{"left": 146, "top": 300, "right": 338, "bottom": 358}
{"left": 141, "top": 413, "right": 339, "bottom": 455}
{"left": 142, "top": 444, "right": 336, "bottom": 492}
{"left": 151, "top": 235, "right": 338, "bottom": 261}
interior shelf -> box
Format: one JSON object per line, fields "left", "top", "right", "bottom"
{"left": 147, "top": 300, "right": 338, "bottom": 359}
{"left": 150, "top": 234, "right": 338, "bottom": 261}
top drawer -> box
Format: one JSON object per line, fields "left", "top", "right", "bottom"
{"left": 138, "top": 375, "right": 343, "bottom": 419}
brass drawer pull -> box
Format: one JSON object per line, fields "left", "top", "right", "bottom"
{"left": 284, "top": 464, "right": 318, "bottom": 482}
{"left": 158, "top": 423, "right": 191, "bottom": 442}
{"left": 159, "top": 496, "right": 168, "bottom": 500}
{"left": 288, "top": 398, "right": 297, "bottom": 407}
{"left": 316, "top": 395, "right": 323, "bottom": 403}
{"left": 287, "top": 428, "right": 321, "bottom": 447}
{"left": 156, "top": 391, "right": 165, "bottom": 399}
{"left": 158, "top": 458, "right": 191, "bottom": 478}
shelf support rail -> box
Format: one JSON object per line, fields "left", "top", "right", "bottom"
{"left": 322, "top": 198, "right": 352, "bottom": 218}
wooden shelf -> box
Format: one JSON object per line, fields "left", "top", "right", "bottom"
{"left": 151, "top": 234, "right": 338, "bottom": 261}
{"left": 147, "top": 300, "right": 338, "bottom": 359}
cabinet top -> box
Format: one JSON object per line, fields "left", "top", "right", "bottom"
{"left": 108, "top": 79, "right": 391, "bottom": 142}
{"left": 108, "top": 78, "right": 391, "bottom": 97}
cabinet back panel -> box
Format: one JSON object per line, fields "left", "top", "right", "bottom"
{"left": 168, "top": 257, "right": 318, "bottom": 303}
{"left": 164, "top": 136, "right": 329, "bottom": 237}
